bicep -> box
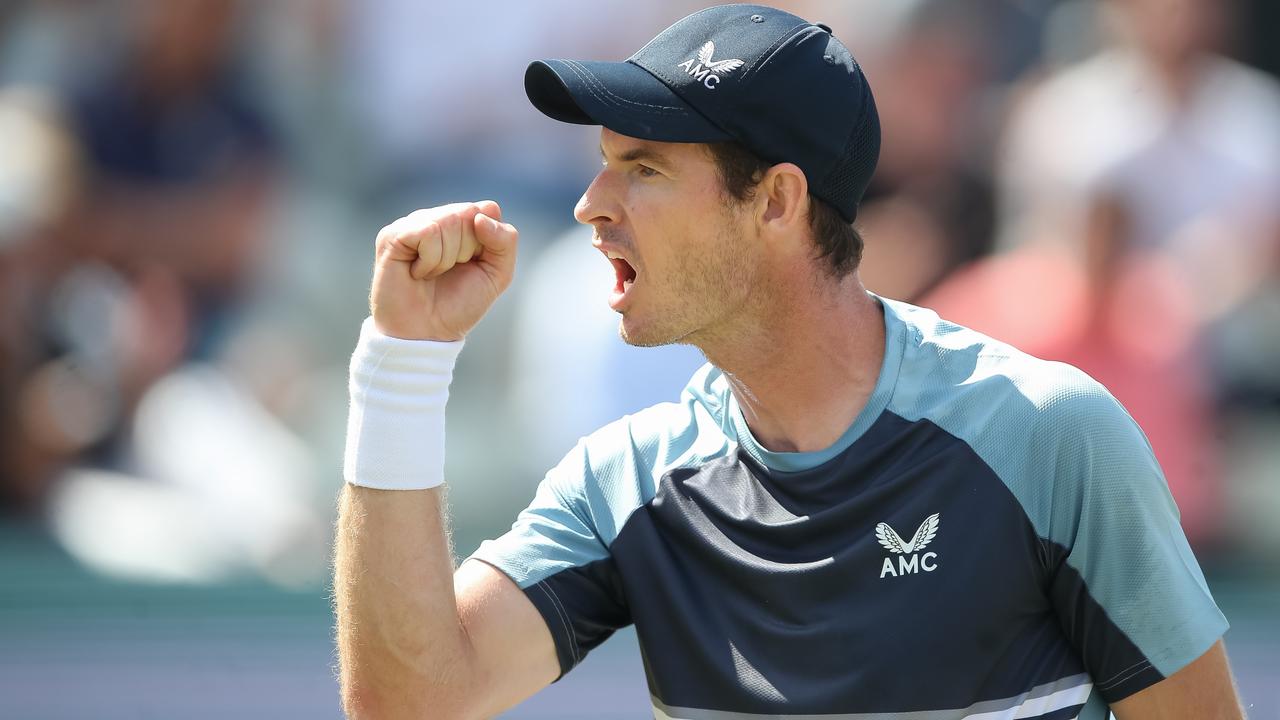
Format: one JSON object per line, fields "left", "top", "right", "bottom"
{"left": 454, "top": 559, "right": 560, "bottom": 717}
{"left": 1110, "top": 640, "right": 1243, "bottom": 720}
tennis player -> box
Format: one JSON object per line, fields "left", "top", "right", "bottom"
{"left": 335, "top": 5, "right": 1242, "bottom": 719}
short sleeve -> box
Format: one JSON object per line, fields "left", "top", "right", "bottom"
{"left": 1040, "top": 384, "right": 1228, "bottom": 703}
{"left": 468, "top": 441, "right": 633, "bottom": 679}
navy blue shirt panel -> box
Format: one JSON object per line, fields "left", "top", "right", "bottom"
{"left": 473, "top": 298, "right": 1227, "bottom": 719}
{"left": 524, "top": 412, "right": 1108, "bottom": 713}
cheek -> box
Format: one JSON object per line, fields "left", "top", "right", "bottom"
{"left": 622, "top": 185, "right": 688, "bottom": 258}
{"left": 621, "top": 178, "right": 681, "bottom": 220}
{"left": 706, "top": 208, "right": 761, "bottom": 285}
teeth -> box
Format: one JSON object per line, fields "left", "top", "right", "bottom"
{"left": 606, "top": 251, "right": 623, "bottom": 260}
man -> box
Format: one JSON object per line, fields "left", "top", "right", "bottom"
{"left": 335, "top": 5, "right": 1242, "bottom": 719}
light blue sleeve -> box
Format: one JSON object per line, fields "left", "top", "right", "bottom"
{"left": 469, "top": 439, "right": 612, "bottom": 588}
{"left": 1034, "top": 377, "right": 1228, "bottom": 693}
{"left": 465, "top": 386, "right": 731, "bottom": 676}
{"left": 469, "top": 381, "right": 729, "bottom": 588}
{"left": 886, "top": 300, "right": 1227, "bottom": 700}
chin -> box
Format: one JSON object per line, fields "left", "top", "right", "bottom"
{"left": 618, "top": 319, "right": 668, "bottom": 348}
{"left": 618, "top": 317, "right": 691, "bottom": 349}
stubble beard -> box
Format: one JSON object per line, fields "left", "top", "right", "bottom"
{"left": 617, "top": 215, "right": 756, "bottom": 351}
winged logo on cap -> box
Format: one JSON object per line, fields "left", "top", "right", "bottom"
{"left": 697, "top": 41, "right": 744, "bottom": 73}
{"left": 875, "top": 513, "right": 940, "bottom": 555}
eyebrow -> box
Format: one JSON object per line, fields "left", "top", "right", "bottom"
{"left": 601, "top": 144, "right": 672, "bottom": 166}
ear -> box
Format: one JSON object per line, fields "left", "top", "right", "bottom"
{"left": 756, "top": 163, "right": 809, "bottom": 235}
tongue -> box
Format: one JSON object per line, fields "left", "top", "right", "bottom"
{"left": 612, "top": 258, "right": 636, "bottom": 286}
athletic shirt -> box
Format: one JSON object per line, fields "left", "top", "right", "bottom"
{"left": 470, "top": 297, "right": 1227, "bottom": 720}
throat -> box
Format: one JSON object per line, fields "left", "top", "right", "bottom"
{"left": 731, "top": 375, "right": 878, "bottom": 454}
{"left": 720, "top": 293, "right": 887, "bottom": 454}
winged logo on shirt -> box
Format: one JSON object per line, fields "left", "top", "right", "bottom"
{"left": 875, "top": 513, "right": 940, "bottom": 555}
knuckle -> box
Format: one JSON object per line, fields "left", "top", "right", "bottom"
{"left": 374, "top": 224, "right": 397, "bottom": 249}
{"left": 375, "top": 234, "right": 399, "bottom": 260}
{"left": 386, "top": 232, "right": 411, "bottom": 253}
{"left": 407, "top": 207, "right": 440, "bottom": 223}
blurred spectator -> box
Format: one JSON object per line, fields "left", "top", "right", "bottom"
{"left": 1003, "top": 0, "right": 1280, "bottom": 396}
{"left": 67, "top": 0, "right": 276, "bottom": 338}
{"left": 997, "top": 0, "right": 1280, "bottom": 288}
{"left": 932, "top": 0, "right": 1280, "bottom": 548}
{"left": 0, "top": 1, "right": 335, "bottom": 586}
{"left": 844, "top": 1, "right": 999, "bottom": 302}
{"left": 0, "top": 88, "right": 84, "bottom": 510}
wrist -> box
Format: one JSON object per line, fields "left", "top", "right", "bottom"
{"left": 370, "top": 314, "right": 466, "bottom": 343}
{"left": 343, "top": 317, "right": 464, "bottom": 490}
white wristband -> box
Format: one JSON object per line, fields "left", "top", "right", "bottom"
{"left": 342, "top": 317, "right": 464, "bottom": 490}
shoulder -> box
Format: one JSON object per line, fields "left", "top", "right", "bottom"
{"left": 1203, "top": 55, "right": 1280, "bottom": 110}
{"left": 885, "top": 300, "right": 1155, "bottom": 533}
{"left": 547, "top": 362, "right": 734, "bottom": 544}
{"left": 887, "top": 298, "right": 1117, "bottom": 431}
{"left": 1006, "top": 52, "right": 1134, "bottom": 136}
{"left": 575, "top": 362, "right": 730, "bottom": 474}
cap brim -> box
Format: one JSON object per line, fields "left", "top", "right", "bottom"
{"left": 525, "top": 59, "right": 731, "bottom": 143}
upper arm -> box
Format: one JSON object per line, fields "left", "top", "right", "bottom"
{"left": 1034, "top": 379, "right": 1229, "bottom": 702}
{"left": 453, "top": 559, "right": 561, "bottom": 718}
{"left": 454, "top": 428, "right": 650, "bottom": 711}
{"left": 1110, "top": 640, "right": 1244, "bottom": 719}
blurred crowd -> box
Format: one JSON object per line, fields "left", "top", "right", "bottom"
{"left": 1, "top": 0, "right": 1278, "bottom": 588}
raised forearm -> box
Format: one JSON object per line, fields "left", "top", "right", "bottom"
{"left": 335, "top": 484, "right": 478, "bottom": 719}
{"left": 336, "top": 202, "right": 519, "bottom": 718}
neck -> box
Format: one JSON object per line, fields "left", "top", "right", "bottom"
{"left": 698, "top": 274, "right": 886, "bottom": 454}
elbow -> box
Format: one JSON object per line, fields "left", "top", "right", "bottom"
{"left": 340, "top": 675, "right": 399, "bottom": 720}
{"left": 337, "top": 620, "right": 486, "bottom": 719}
{"left": 340, "top": 672, "right": 481, "bottom": 720}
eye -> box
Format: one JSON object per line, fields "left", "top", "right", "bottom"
{"left": 636, "top": 164, "right": 660, "bottom": 178}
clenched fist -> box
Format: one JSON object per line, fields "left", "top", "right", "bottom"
{"left": 369, "top": 201, "right": 518, "bottom": 341}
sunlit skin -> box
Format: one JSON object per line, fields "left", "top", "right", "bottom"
{"left": 574, "top": 128, "right": 885, "bottom": 454}
{"left": 574, "top": 129, "right": 764, "bottom": 349}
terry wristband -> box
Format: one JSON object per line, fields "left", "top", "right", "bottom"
{"left": 342, "top": 317, "right": 464, "bottom": 490}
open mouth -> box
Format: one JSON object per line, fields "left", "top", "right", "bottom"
{"left": 604, "top": 250, "right": 637, "bottom": 309}
{"left": 609, "top": 253, "right": 636, "bottom": 292}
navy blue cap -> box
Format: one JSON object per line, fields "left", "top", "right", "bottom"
{"left": 526, "top": 4, "right": 880, "bottom": 222}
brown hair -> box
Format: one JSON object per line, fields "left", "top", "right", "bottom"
{"left": 705, "top": 142, "right": 863, "bottom": 276}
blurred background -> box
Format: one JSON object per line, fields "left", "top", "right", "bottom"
{"left": 1, "top": 0, "right": 1277, "bottom": 717}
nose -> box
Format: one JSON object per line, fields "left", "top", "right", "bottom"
{"left": 573, "top": 170, "right": 619, "bottom": 227}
